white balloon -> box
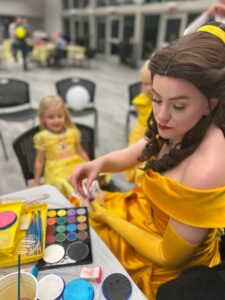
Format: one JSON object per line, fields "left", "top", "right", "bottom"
{"left": 66, "top": 85, "right": 90, "bottom": 111}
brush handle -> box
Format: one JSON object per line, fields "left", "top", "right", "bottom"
{"left": 18, "top": 254, "right": 21, "bottom": 300}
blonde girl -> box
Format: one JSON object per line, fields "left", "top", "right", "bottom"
{"left": 125, "top": 60, "right": 153, "bottom": 182}
{"left": 30, "top": 95, "right": 89, "bottom": 198}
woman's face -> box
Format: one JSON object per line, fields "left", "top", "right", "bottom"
{"left": 152, "top": 75, "right": 210, "bottom": 144}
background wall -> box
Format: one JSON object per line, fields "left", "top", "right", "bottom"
{"left": 0, "top": 0, "right": 44, "bottom": 17}
{"left": 43, "top": 0, "right": 62, "bottom": 35}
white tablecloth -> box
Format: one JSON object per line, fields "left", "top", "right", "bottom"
{"left": 0, "top": 184, "right": 147, "bottom": 299}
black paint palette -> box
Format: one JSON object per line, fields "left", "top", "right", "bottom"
{"left": 102, "top": 273, "right": 132, "bottom": 300}
{"left": 37, "top": 207, "right": 93, "bottom": 270}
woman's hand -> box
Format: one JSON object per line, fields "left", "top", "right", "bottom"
{"left": 70, "top": 160, "right": 102, "bottom": 196}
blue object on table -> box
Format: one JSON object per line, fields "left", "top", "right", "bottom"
{"left": 31, "top": 266, "right": 39, "bottom": 278}
{"left": 63, "top": 279, "right": 94, "bottom": 300}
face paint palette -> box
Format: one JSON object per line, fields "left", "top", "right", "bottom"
{"left": 37, "top": 207, "right": 93, "bottom": 270}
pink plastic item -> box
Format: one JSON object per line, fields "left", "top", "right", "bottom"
{"left": 80, "top": 266, "right": 102, "bottom": 283}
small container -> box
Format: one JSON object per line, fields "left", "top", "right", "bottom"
{"left": 69, "top": 192, "right": 80, "bottom": 207}
{"left": 0, "top": 271, "right": 38, "bottom": 300}
{"left": 69, "top": 192, "right": 92, "bottom": 211}
{"left": 63, "top": 278, "right": 94, "bottom": 300}
{"left": 38, "top": 274, "right": 65, "bottom": 300}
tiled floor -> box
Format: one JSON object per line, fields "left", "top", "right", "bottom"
{"left": 0, "top": 57, "right": 139, "bottom": 195}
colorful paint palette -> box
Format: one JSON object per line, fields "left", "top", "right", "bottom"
{"left": 37, "top": 207, "right": 93, "bottom": 270}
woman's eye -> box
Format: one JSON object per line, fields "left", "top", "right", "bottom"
{"left": 152, "top": 98, "right": 161, "bottom": 104}
{"left": 173, "top": 105, "right": 185, "bottom": 110}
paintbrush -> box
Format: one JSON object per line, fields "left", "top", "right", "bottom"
{"left": 18, "top": 254, "right": 21, "bottom": 300}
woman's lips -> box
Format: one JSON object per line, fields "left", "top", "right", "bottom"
{"left": 157, "top": 123, "right": 172, "bottom": 130}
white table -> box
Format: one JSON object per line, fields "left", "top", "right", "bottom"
{"left": 0, "top": 184, "right": 147, "bottom": 300}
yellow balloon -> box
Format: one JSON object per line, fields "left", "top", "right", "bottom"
{"left": 15, "top": 27, "right": 26, "bottom": 39}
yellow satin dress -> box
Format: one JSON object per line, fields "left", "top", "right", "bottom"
{"left": 125, "top": 93, "right": 152, "bottom": 182}
{"left": 34, "top": 127, "right": 86, "bottom": 198}
{"left": 91, "top": 170, "right": 225, "bottom": 299}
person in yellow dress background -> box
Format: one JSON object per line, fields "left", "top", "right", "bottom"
{"left": 125, "top": 60, "right": 153, "bottom": 183}
{"left": 29, "top": 95, "right": 89, "bottom": 198}
{"left": 70, "top": 22, "right": 225, "bottom": 299}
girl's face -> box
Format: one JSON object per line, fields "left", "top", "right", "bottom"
{"left": 152, "top": 75, "right": 211, "bottom": 144}
{"left": 41, "top": 105, "right": 66, "bottom": 133}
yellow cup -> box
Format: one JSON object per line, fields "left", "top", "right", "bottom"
{"left": 0, "top": 271, "right": 38, "bottom": 300}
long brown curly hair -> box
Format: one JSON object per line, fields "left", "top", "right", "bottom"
{"left": 139, "top": 22, "right": 225, "bottom": 173}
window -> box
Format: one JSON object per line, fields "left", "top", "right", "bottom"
{"left": 123, "top": 16, "right": 134, "bottom": 40}
{"left": 142, "top": 15, "right": 159, "bottom": 59}
{"left": 186, "top": 12, "right": 201, "bottom": 28}
{"left": 63, "top": 18, "right": 70, "bottom": 42}
{"left": 73, "top": 0, "right": 79, "bottom": 8}
{"left": 96, "top": 17, "right": 106, "bottom": 53}
{"left": 62, "top": 0, "right": 69, "bottom": 10}
{"left": 165, "top": 19, "right": 181, "bottom": 43}
{"left": 111, "top": 19, "right": 119, "bottom": 38}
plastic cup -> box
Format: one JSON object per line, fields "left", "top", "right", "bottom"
{"left": 0, "top": 271, "right": 38, "bottom": 300}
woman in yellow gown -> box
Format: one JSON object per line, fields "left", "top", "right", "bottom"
{"left": 71, "top": 23, "right": 225, "bottom": 299}
{"left": 125, "top": 60, "right": 153, "bottom": 182}
{"left": 31, "top": 95, "right": 89, "bottom": 198}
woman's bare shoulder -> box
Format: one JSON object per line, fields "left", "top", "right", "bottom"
{"left": 182, "top": 127, "right": 225, "bottom": 189}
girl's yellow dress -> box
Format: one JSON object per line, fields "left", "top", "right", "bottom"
{"left": 34, "top": 127, "right": 86, "bottom": 198}
{"left": 125, "top": 92, "right": 152, "bottom": 182}
{"left": 91, "top": 170, "right": 225, "bottom": 300}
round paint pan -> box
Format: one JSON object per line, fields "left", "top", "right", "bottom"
{"left": 63, "top": 279, "right": 94, "bottom": 300}
{"left": 102, "top": 273, "right": 132, "bottom": 300}
{"left": 0, "top": 210, "right": 17, "bottom": 230}
{"left": 67, "top": 241, "right": 89, "bottom": 261}
{"left": 43, "top": 244, "right": 65, "bottom": 264}
{"left": 38, "top": 274, "right": 65, "bottom": 300}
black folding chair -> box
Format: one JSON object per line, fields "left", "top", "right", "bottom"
{"left": 0, "top": 78, "right": 37, "bottom": 160}
{"left": 13, "top": 123, "right": 95, "bottom": 185}
{"left": 55, "top": 77, "right": 98, "bottom": 144}
{"left": 125, "top": 81, "right": 142, "bottom": 141}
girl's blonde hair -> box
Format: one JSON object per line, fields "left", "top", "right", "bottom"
{"left": 38, "top": 95, "right": 74, "bottom": 130}
{"left": 140, "top": 60, "right": 150, "bottom": 74}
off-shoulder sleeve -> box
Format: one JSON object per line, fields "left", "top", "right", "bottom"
{"left": 33, "top": 131, "right": 46, "bottom": 151}
{"left": 141, "top": 170, "right": 225, "bottom": 228}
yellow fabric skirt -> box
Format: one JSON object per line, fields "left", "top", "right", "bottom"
{"left": 44, "top": 155, "right": 85, "bottom": 198}
{"left": 90, "top": 187, "right": 221, "bottom": 300}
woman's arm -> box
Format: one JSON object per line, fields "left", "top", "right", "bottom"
{"left": 70, "top": 138, "right": 147, "bottom": 193}
{"left": 91, "top": 201, "right": 207, "bottom": 268}
{"left": 76, "top": 143, "right": 89, "bottom": 161}
{"left": 94, "top": 137, "right": 147, "bottom": 173}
